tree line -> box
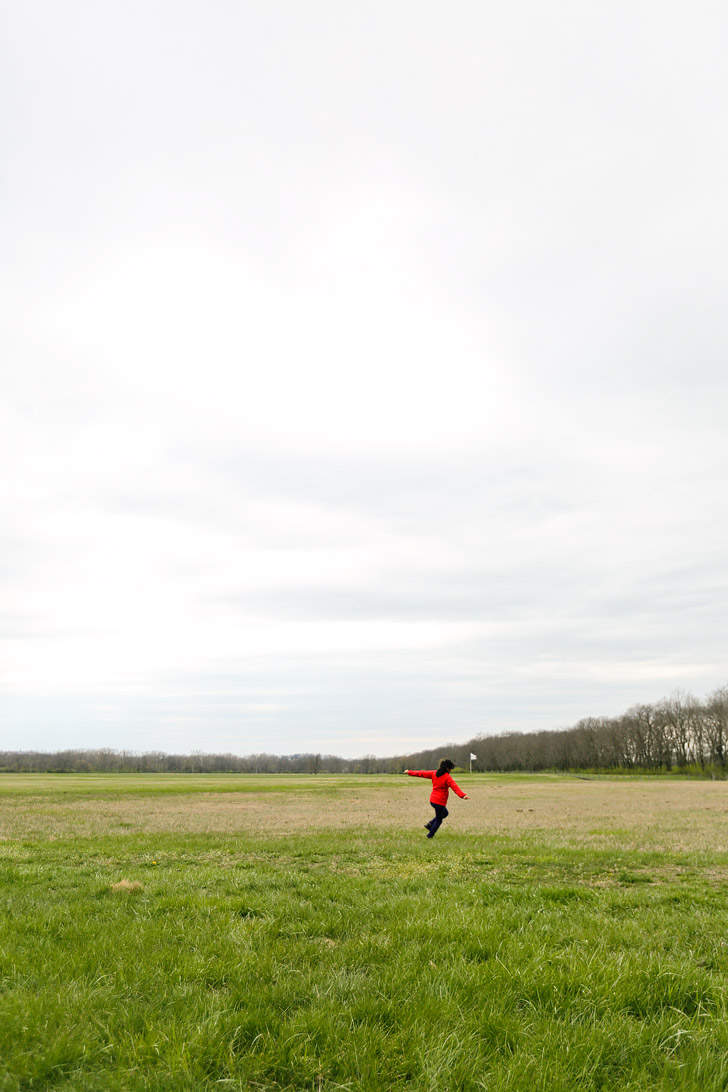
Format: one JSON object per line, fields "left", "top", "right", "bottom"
{"left": 0, "top": 748, "right": 402, "bottom": 776}
{"left": 0, "top": 745, "right": 464, "bottom": 775}
{"left": 467, "top": 685, "right": 728, "bottom": 775}
{"left": 2, "top": 684, "right": 726, "bottom": 777}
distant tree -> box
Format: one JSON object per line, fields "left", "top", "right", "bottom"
{"left": 704, "top": 686, "right": 728, "bottom": 770}
{"left": 660, "top": 691, "right": 701, "bottom": 768}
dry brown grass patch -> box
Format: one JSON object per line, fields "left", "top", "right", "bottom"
{"left": 110, "top": 879, "right": 144, "bottom": 893}
{"left": 3, "top": 776, "right": 728, "bottom": 852}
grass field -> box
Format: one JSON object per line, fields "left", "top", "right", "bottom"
{"left": 2, "top": 773, "right": 728, "bottom": 1091}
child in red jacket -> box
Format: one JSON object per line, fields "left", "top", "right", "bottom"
{"left": 405, "top": 758, "right": 468, "bottom": 837}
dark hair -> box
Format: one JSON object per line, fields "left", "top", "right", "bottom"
{"left": 436, "top": 758, "right": 454, "bottom": 777}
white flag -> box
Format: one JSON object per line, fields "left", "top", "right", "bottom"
{"left": 470, "top": 753, "right": 477, "bottom": 760}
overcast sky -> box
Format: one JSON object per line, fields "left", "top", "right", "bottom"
{"left": 2, "top": 1, "right": 727, "bottom": 758}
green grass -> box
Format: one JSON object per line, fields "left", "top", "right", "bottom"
{"left": 2, "top": 776, "right": 728, "bottom": 1090}
{"left": 0, "top": 773, "right": 359, "bottom": 795}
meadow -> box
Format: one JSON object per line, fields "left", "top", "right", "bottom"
{"left": 2, "top": 772, "right": 728, "bottom": 1091}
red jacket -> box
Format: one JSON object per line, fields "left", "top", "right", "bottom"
{"left": 407, "top": 769, "right": 466, "bottom": 806}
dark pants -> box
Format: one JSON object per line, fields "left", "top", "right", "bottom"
{"left": 426, "top": 802, "right": 449, "bottom": 837}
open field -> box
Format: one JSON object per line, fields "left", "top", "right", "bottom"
{"left": 2, "top": 774, "right": 728, "bottom": 1090}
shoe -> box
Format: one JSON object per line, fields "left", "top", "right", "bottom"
{"left": 426, "top": 832, "right": 435, "bottom": 838}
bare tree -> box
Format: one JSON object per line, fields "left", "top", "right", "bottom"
{"left": 704, "top": 686, "right": 728, "bottom": 771}
{"left": 660, "top": 690, "right": 701, "bottom": 768}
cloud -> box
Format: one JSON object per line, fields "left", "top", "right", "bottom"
{"left": 2, "top": 0, "right": 728, "bottom": 754}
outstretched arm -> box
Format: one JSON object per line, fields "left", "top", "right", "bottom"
{"left": 404, "top": 770, "right": 434, "bottom": 778}
{"left": 448, "top": 775, "right": 469, "bottom": 799}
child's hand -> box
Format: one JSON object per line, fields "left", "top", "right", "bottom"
{"left": 404, "top": 769, "right": 410, "bottom": 774}
{"left": 463, "top": 794, "right": 469, "bottom": 799}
